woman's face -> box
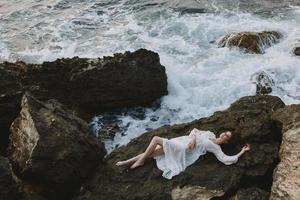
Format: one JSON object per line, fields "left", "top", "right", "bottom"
{"left": 220, "top": 131, "right": 232, "bottom": 143}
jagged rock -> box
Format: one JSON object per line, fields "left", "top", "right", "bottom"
{"left": 231, "top": 187, "right": 269, "bottom": 200}
{"left": 293, "top": 47, "right": 300, "bottom": 56}
{"left": 218, "top": 31, "right": 282, "bottom": 54}
{"left": 0, "top": 156, "right": 21, "bottom": 200}
{"left": 74, "top": 95, "right": 285, "bottom": 200}
{"left": 1, "top": 48, "right": 167, "bottom": 112}
{"left": 251, "top": 71, "right": 274, "bottom": 95}
{"left": 270, "top": 105, "right": 300, "bottom": 200}
{"left": 0, "top": 48, "right": 167, "bottom": 155}
{"left": 0, "top": 67, "right": 23, "bottom": 155}
{"left": 8, "top": 93, "right": 106, "bottom": 199}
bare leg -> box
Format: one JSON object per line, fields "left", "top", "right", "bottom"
{"left": 130, "top": 136, "right": 164, "bottom": 169}
{"left": 149, "top": 145, "right": 164, "bottom": 158}
{"left": 115, "top": 153, "right": 143, "bottom": 166}
{"left": 116, "top": 145, "right": 164, "bottom": 166}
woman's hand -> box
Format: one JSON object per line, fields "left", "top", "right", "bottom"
{"left": 237, "top": 143, "right": 251, "bottom": 158}
{"left": 188, "top": 135, "right": 196, "bottom": 150}
{"left": 242, "top": 143, "right": 251, "bottom": 152}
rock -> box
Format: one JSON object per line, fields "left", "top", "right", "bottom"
{"left": 293, "top": 47, "right": 300, "bottom": 56}
{"left": 74, "top": 95, "right": 285, "bottom": 200}
{"left": 0, "top": 156, "right": 22, "bottom": 200}
{"left": 8, "top": 93, "right": 106, "bottom": 199}
{"left": 218, "top": 31, "right": 282, "bottom": 54}
{"left": 98, "top": 123, "right": 120, "bottom": 140}
{"left": 0, "top": 67, "right": 23, "bottom": 155}
{"left": 172, "top": 185, "right": 224, "bottom": 200}
{"left": 270, "top": 105, "right": 300, "bottom": 200}
{"left": 251, "top": 71, "right": 274, "bottom": 95}
{"left": 1, "top": 48, "right": 167, "bottom": 112}
{"left": 231, "top": 187, "right": 269, "bottom": 200}
{"left": 0, "top": 48, "right": 167, "bottom": 154}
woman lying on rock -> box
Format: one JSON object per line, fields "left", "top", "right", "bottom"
{"left": 116, "top": 128, "right": 251, "bottom": 179}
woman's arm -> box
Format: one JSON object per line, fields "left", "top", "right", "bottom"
{"left": 212, "top": 144, "right": 251, "bottom": 165}
{"left": 188, "top": 129, "right": 198, "bottom": 149}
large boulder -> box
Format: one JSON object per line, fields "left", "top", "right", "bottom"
{"left": 1, "top": 48, "right": 168, "bottom": 112}
{"left": 0, "top": 156, "right": 22, "bottom": 200}
{"left": 8, "top": 93, "right": 106, "bottom": 199}
{"left": 74, "top": 95, "right": 285, "bottom": 200}
{"left": 0, "top": 48, "right": 167, "bottom": 155}
{"left": 218, "top": 31, "right": 282, "bottom": 54}
{"left": 270, "top": 105, "right": 300, "bottom": 200}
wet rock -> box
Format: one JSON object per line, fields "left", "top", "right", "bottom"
{"left": 98, "top": 123, "right": 120, "bottom": 140}
{"left": 270, "top": 105, "right": 300, "bottom": 200}
{"left": 251, "top": 71, "right": 274, "bottom": 95}
{"left": 218, "top": 31, "right": 282, "bottom": 54}
{"left": 293, "top": 47, "right": 300, "bottom": 56}
{"left": 231, "top": 187, "right": 269, "bottom": 200}
{"left": 92, "top": 105, "right": 153, "bottom": 140}
{"left": 74, "top": 95, "right": 285, "bottom": 200}
{"left": 0, "top": 156, "right": 22, "bottom": 200}
{"left": 8, "top": 93, "right": 106, "bottom": 199}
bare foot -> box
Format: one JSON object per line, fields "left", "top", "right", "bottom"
{"left": 130, "top": 160, "right": 144, "bottom": 169}
{"left": 115, "top": 161, "right": 128, "bottom": 166}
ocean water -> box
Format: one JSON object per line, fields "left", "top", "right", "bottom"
{"left": 1, "top": 0, "right": 300, "bottom": 153}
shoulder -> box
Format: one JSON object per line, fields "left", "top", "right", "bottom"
{"left": 192, "top": 128, "right": 210, "bottom": 135}
{"left": 207, "top": 131, "right": 216, "bottom": 138}
{"left": 194, "top": 129, "right": 216, "bottom": 138}
{"left": 201, "top": 130, "right": 216, "bottom": 138}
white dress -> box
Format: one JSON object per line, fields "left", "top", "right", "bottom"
{"left": 153, "top": 128, "right": 239, "bottom": 179}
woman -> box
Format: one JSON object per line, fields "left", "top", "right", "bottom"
{"left": 116, "top": 128, "right": 251, "bottom": 179}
